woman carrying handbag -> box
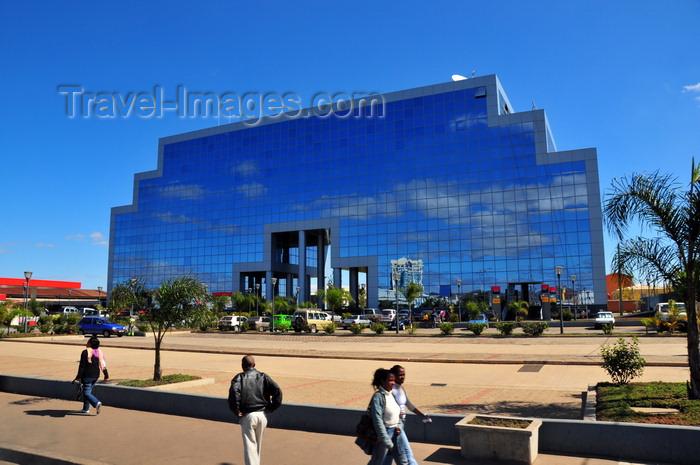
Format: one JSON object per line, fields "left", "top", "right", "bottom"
{"left": 73, "top": 337, "right": 107, "bottom": 414}
{"left": 367, "top": 368, "right": 407, "bottom": 465}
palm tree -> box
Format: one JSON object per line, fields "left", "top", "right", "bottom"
{"left": 604, "top": 160, "right": 700, "bottom": 398}
{"left": 401, "top": 282, "right": 423, "bottom": 322}
{"left": 145, "top": 276, "right": 210, "bottom": 380}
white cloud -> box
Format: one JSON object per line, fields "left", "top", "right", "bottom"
{"left": 160, "top": 183, "right": 206, "bottom": 200}
{"left": 89, "top": 232, "right": 108, "bottom": 247}
{"left": 682, "top": 83, "right": 700, "bottom": 93}
{"left": 35, "top": 243, "right": 54, "bottom": 248}
{"left": 65, "top": 234, "right": 85, "bottom": 241}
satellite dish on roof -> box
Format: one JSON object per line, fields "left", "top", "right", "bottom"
{"left": 451, "top": 74, "right": 468, "bottom": 81}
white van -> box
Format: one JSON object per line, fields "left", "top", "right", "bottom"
{"left": 49, "top": 306, "right": 81, "bottom": 315}
{"left": 381, "top": 309, "right": 397, "bottom": 322}
{"left": 81, "top": 308, "right": 105, "bottom": 317}
{"left": 655, "top": 302, "right": 686, "bottom": 321}
{"left": 218, "top": 315, "right": 247, "bottom": 330}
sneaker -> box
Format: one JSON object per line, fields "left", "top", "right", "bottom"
{"left": 96, "top": 402, "right": 102, "bottom": 415}
{"left": 78, "top": 409, "right": 89, "bottom": 414}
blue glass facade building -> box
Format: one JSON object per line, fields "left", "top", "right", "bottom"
{"left": 108, "top": 75, "right": 606, "bottom": 308}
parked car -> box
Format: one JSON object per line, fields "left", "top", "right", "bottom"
{"left": 291, "top": 309, "right": 328, "bottom": 333}
{"left": 48, "top": 305, "right": 81, "bottom": 316}
{"left": 594, "top": 311, "right": 615, "bottom": 329}
{"left": 81, "top": 308, "right": 106, "bottom": 317}
{"left": 78, "top": 317, "right": 126, "bottom": 337}
{"left": 381, "top": 309, "right": 397, "bottom": 323}
{"left": 341, "top": 314, "right": 372, "bottom": 328}
{"left": 219, "top": 315, "right": 247, "bottom": 331}
{"left": 362, "top": 308, "right": 382, "bottom": 322}
{"left": 387, "top": 318, "right": 408, "bottom": 331}
{"left": 468, "top": 314, "right": 488, "bottom": 325}
{"left": 321, "top": 312, "right": 342, "bottom": 323}
{"left": 272, "top": 314, "right": 292, "bottom": 329}
{"left": 655, "top": 302, "right": 687, "bottom": 320}
{"left": 247, "top": 316, "right": 271, "bottom": 332}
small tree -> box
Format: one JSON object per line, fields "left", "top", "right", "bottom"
{"left": 109, "top": 278, "right": 149, "bottom": 318}
{"left": 600, "top": 336, "right": 646, "bottom": 384}
{"left": 210, "top": 294, "right": 230, "bottom": 314}
{"left": 401, "top": 282, "right": 423, "bottom": 321}
{"left": 465, "top": 302, "right": 480, "bottom": 321}
{"left": 144, "top": 276, "right": 210, "bottom": 381}
{"left": 664, "top": 299, "right": 688, "bottom": 333}
{"left": 318, "top": 286, "right": 354, "bottom": 319}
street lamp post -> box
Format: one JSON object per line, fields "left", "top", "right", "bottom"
{"left": 271, "top": 277, "right": 277, "bottom": 332}
{"left": 392, "top": 271, "right": 400, "bottom": 334}
{"left": 570, "top": 275, "right": 576, "bottom": 321}
{"left": 555, "top": 266, "right": 563, "bottom": 334}
{"left": 456, "top": 279, "right": 462, "bottom": 323}
{"left": 255, "top": 283, "right": 260, "bottom": 316}
{"left": 23, "top": 271, "right": 32, "bottom": 333}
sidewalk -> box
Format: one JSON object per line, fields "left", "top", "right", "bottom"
{"left": 0, "top": 332, "right": 688, "bottom": 464}
{"left": 0, "top": 391, "right": 653, "bottom": 465}
{"left": 0, "top": 332, "right": 689, "bottom": 419}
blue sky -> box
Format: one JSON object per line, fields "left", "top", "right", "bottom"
{"left": 1, "top": 1, "right": 699, "bottom": 290}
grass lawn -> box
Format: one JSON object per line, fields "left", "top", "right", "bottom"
{"left": 117, "top": 373, "right": 200, "bottom": 387}
{"left": 597, "top": 381, "right": 700, "bottom": 426}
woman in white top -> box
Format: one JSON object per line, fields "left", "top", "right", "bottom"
{"left": 382, "top": 365, "right": 430, "bottom": 465}
{"left": 367, "top": 368, "right": 408, "bottom": 465}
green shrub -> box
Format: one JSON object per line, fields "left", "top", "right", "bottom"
{"left": 323, "top": 323, "right": 336, "bottom": 334}
{"left": 341, "top": 312, "right": 353, "bottom": 320}
{"left": 562, "top": 309, "right": 573, "bottom": 321}
{"left": 449, "top": 313, "right": 459, "bottom": 322}
{"left": 495, "top": 321, "right": 516, "bottom": 336}
{"left": 467, "top": 322, "right": 487, "bottom": 335}
{"left": 602, "top": 323, "right": 614, "bottom": 335}
{"left": 349, "top": 323, "right": 366, "bottom": 334}
{"left": 136, "top": 323, "right": 149, "bottom": 332}
{"left": 600, "top": 336, "right": 646, "bottom": 384}
{"left": 240, "top": 321, "right": 250, "bottom": 332}
{"left": 521, "top": 321, "right": 549, "bottom": 336}
{"left": 39, "top": 324, "right": 53, "bottom": 334}
{"left": 370, "top": 323, "right": 386, "bottom": 334}
{"left": 406, "top": 324, "right": 417, "bottom": 335}
{"left": 219, "top": 324, "right": 230, "bottom": 331}
{"left": 438, "top": 322, "right": 454, "bottom": 335}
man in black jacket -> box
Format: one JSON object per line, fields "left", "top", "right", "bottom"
{"left": 228, "top": 355, "right": 282, "bottom": 465}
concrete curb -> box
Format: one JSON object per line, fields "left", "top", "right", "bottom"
{"left": 146, "top": 377, "right": 215, "bottom": 391}
{"left": 2, "top": 374, "right": 700, "bottom": 464}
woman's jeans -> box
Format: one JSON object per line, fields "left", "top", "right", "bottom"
{"left": 81, "top": 378, "right": 100, "bottom": 410}
{"left": 381, "top": 428, "right": 417, "bottom": 465}
{"left": 368, "top": 426, "right": 407, "bottom": 465}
